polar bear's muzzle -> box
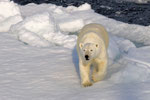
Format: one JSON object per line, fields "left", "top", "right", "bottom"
{"left": 85, "top": 55, "right": 89, "bottom": 60}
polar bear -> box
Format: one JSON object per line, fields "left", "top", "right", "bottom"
{"left": 76, "top": 23, "right": 109, "bottom": 87}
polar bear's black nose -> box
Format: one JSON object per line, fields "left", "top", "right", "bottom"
{"left": 85, "top": 55, "right": 89, "bottom": 60}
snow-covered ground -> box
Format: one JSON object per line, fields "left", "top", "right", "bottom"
{"left": 0, "top": 1, "right": 150, "bottom": 100}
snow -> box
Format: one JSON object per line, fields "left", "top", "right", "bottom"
{"left": 66, "top": 3, "right": 91, "bottom": 12}
{"left": 58, "top": 18, "right": 84, "bottom": 32}
{"left": 0, "top": 1, "right": 22, "bottom": 32}
{"left": 10, "top": 12, "right": 77, "bottom": 48}
{"left": 1, "top": 1, "right": 150, "bottom": 100}
{"left": 76, "top": 3, "right": 91, "bottom": 11}
{"left": 125, "top": 46, "right": 150, "bottom": 67}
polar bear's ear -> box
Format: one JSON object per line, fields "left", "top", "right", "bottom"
{"left": 95, "top": 44, "right": 99, "bottom": 48}
{"left": 79, "top": 43, "right": 83, "bottom": 48}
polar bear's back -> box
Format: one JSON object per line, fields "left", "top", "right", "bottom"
{"left": 78, "top": 23, "right": 109, "bottom": 48}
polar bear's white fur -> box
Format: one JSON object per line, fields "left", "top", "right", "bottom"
{"left": 77, "top": 23, "right": 109, "bottom": 87}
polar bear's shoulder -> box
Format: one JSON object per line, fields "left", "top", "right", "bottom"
{"left": 77, "top": 23, "right": 109, "bottom": 48}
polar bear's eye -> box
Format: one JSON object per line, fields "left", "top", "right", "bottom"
{"left": 96, "top": 44, "right": 98, "bottom": 47}
{"left": 90, "top": 50, "right": 93, "bottom": 51}
{"left": 83, "top": 49, "right": 86, "bottom": 51}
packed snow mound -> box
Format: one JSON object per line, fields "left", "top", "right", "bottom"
{"left": 112, "top": 35, "right": 136, "bottom": 53}
{"left": 66, "top": 3, "right": 91, "bottom": 12}
{"left": 102, "top": 20, "right": 150, "bottom": 46}
{"left": 126, "top": 46, "right": 150, "bottom": 66}
{"left": 109, "top": 58, "right": 150, "bottom": 83}
{"left": 51, "top": 5, "right": 86, "bottom": 33}
{"left": 0, "top": 1, "right": 22, "bottom": 32}
{"left": 58, "top": 19, "right": 84, "bottom": 32}
{"left": 10, "top": 12, "right": 77, "bottom": 48}
{"left": 77, "top": 3, "right": 91, "bottom": 11}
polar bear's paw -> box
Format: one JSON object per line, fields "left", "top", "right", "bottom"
{"left": 82, "top": 81, "right": 93, "bottom": 87}
{"left": 92, "top": 74, "right": 104, "bottom": 83}
{"left": 92, "top": 76, "right": 100, "bottom": 83}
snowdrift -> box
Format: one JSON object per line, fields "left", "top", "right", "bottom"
{"left": 0, "top": 0, "right": 22, "bottom": 32}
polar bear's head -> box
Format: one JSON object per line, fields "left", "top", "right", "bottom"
{"left": 79, "top": 43, "right": 100, "bottom": 61}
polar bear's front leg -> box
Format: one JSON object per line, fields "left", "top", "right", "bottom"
{"left": 92, "top": 60, "right": 107, "bottom": 83}
{"left": 79, "top": 61, "right": 92, "bottom": 87}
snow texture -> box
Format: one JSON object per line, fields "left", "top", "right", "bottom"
{"left": 0, "top": 1, "right": 22, "bottom": 32}
{"left": 10, "top": 12, "right": 77, "bottom": 48}
{"left": 0, "top": 1, "right": 150, "bottom": 100}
